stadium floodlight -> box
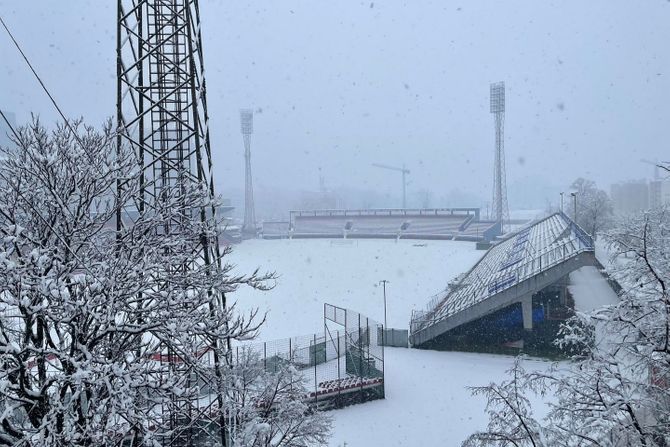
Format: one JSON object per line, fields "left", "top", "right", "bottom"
{"left": 240, "top": 109, "right": 256, "bottom": 235}
{"left": 490, "top": 81, "right": 509, "bottom": 228}
{"left": 240, "top": 108, "right": 254, "bottom": 135}
{"left": 116, "top": 0, "right": 226, "bottom": 441}
{"left": 490, "top": 81, "right": 505, "bottom": 113}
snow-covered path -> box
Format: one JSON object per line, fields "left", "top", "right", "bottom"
{"left": 329, "top": 348, "right": 550, "bottom": 447}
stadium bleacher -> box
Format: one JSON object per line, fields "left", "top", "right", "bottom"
{"left": 458, "top": 221, "right": 497, "bottom": 237}
{"left": 293, "top": 216, "right": 350, "bottom": 235}
{"left": 285, "top": 208, "right": 493, "bottom": 240}
{"left": 261, "top": 221, "right": 291, "bottom": 239}
{"left": 409, "top": 212, "right": 597, "bottom": 347}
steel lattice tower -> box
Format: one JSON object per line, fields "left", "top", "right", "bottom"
{"left": 116, "top": 1, "right": 226, "bottom": 444}
{"left": 240, "top": 109, "right": 256, "bottom": 235}
{"left": 490, "top": 81, "right": 509, "bottom": 227}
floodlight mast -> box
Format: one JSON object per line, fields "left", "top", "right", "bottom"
{"left": 372, "top": 162, "right": 411, "bottom": 208}
{"left": 240, "top": 109, "right": 256, "bottom": 236}
{"left": 490, "top": 81, "right": 509, "bottom": 228}
{"left": 116, "top": 1, "right": 228, "bottom": 444}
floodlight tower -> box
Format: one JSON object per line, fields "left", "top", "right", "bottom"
{"left": 116, "top": 1, "right": 226, "bottom": 444}
{"left": 116, "top": 0, "right": 220, "bottom": 255}
{"left": 490, "top": 81, "right": 510, "bottom": 227}
{"left": 240, "top": 109, "right": 256, "bottom": 235}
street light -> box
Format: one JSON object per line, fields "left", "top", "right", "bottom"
{"left": 378, "top": 280, "right": 389, "bottom": 338}
{"left": 570, "top": 192, "right": 577, "bottom": 221}
{"left": 559, "top": 192, "right": 564, "bottom": 213}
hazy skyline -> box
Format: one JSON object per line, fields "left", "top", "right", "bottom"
{"left": 1, "top": 0, "right": 669, "bottom": 214}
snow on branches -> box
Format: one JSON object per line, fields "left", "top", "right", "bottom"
{"left": 226, "top": 349, "right": 331, "bottom": 447}
{"left": 0, "top": 119, "right": 305, "bottom": 446}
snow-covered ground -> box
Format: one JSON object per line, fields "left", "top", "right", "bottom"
{"left": 329, "top": 348, "right": 550, "bottom": 447}
{"left": 227, "top": 238, "right": 616, "bottom": 446}
{"left": 569, "top": 266, "right": 619, "bottom": 313}
{"left": 227, "top": 238, "right": 483, "bottom": 339}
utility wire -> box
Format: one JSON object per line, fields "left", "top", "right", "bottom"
{"left": 0, "top": 14, "right": 86, "bottom": 150}
{"left": 0, "top": 14, "right": 124, "bottom": 268}
{"left": 0, "top": 13, "right": 133, "bottom": 228}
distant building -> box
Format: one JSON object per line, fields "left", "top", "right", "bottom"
{"left": 0, "top": 110, "right": 16, "bottom": 148}
{"left": 649, "top": 179, "right": 670, "bottom": 209}
{"left": 610, "top": 181, "right": 649, "bottom": 215}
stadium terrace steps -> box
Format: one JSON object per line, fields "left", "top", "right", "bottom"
{"left": 409, "top": 212, "right": 597, "bottom": 348}
{"left": 458, "top": 221, "right": 497, "bottom": 236}
{"left": 261, "top": 221, "right": 290, "bottom": 238}
{"left": 285, "top": 208, "right": 496, "bottom": 240}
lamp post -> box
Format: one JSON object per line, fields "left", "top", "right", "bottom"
{"left": 560, "top": 192, "right": 564, "bottom": 213}
{"left": 570, "top": 192, "right": 577, "bottom": 222}
{"left": 379, "top": 280, "right": 389, "bottom": 337}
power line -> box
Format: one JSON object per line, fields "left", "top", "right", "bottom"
{"left": 0, "top": 14, "right": 85, "bottom": 149}
{"left": 0, "top": 13, "right": 125, "bottom": 210}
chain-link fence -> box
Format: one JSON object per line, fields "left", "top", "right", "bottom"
{"left": 129, "top": 304, "right": 385, "bottom": 446}
{"left": 234, "top": 303, "right": 385, "bottom": 411}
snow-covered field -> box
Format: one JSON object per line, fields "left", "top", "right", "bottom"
{"left": 226, "top": 238, "right": 616, "bottom": 446}
{"left": 227, "top": 238, "right": 483, "bottom": 339}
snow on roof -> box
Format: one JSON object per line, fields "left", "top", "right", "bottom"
{"left": 412, "top": 213, "right": 594, "bottom": 331}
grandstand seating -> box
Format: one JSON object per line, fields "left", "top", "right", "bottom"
{"left": 261, "top": 221, "right": 290, "bottom": 238}
{"left": 288, "top": 209, "right": 485, "bottom": 239}
{"left": 348, "top": 216, "right": 407, "bottom": 234}
{"left": 458, "top": 221, "right": 497, "bottom": 237}
{"left": 410, "top": 212, "right": 597, "bottom": 347}
{"left": 308, "top": 377, "right": 384, "bottom": 399}
{"left": 293, "top": 216, "right": 349, "bottom": 235}
{"left": 401, "top": 216, "right": 466, "bottom": 235}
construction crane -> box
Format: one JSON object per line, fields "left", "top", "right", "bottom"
{"left": 640, "top": 159, "right": 667, "bottom": 180}
{"left": 372, "top": 163, "right": 410, "bottom": 208}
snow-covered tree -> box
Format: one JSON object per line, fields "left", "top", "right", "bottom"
{"left": 465, "top": 206, "right": 670, "bottom": 447}
{"left": 227, "top": 349, "right": 331, "bottom": 447}
{"left": 0, "top": 120, "right": 329, "bottom": 446}
{"left": 569, "top": 178, "right": 613, "bottom": 239}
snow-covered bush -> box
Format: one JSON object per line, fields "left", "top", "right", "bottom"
{"left": 227, "top": 349, "right": 331, "bottom": 447}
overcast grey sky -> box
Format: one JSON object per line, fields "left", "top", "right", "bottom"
{"left": 1, "top": 1, "right": 669, "bottom": 210}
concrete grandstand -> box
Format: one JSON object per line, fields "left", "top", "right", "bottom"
{"left": 261, "top": 208, "right": 502, "bottom": 242}
{"left": 409, "top": 212, "right": 604, "bottom": 353}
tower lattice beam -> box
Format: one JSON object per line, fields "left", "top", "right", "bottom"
{"left": 490, "top": 81, "right": 509, "bottom": 227}
{"left": 240, "top": 109, "right": 256, "bottom": 235}
{"left": 116, "top": 1, "right": 226, "bottom": 444}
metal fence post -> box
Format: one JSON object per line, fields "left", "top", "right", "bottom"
{"left": 313, "top": 333, "right": 318, "bottom": 406}
{"left": 337, "top": 330, "right": 341, "bottom": 402}
{"left": 381, "top": 324, "right": 386, "bottom": 398}
{"left": 358, "top": 314, "right": 363, "bottom": 402}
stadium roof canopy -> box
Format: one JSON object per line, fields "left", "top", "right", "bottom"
{"left": 410, "top": 212, "right": 597, "bottom": 347}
